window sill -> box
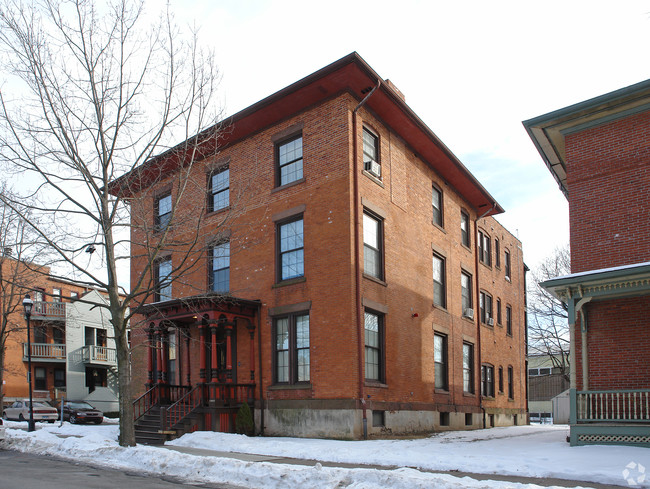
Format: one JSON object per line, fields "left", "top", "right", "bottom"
{"left": 206, "top": 205, "right": 231, "bottom": 217}
{"left": 273, "top": 277, "right": 306, "bottom": 288}
{"left": 461, "top": 315, "right": 475, "bottom": 324}
{"left": 432, "top": 221, "right": 446, "bottom": 233}
{"left": 362, "top": 170, "right": 384, "bottom": 188}
{"left": 268, "top": 383, "right": 312, "bottom": 391}
{"left": 462, "top": 392, "right": 476, "bottom": 398}
{"left": 461, "top": 243, "right": 472, "bottom": 252}
{"left": 363, "top": 273, "right": 387, "bottom": 287}
{"left": 432, "top": 304, "right": 449, "bottom": 314}
{"left": 271, "top": 177, "right": 306, "bottom": 194}
{"left": 434, "top": 388, "right": 450, "bottom": 395}
{"left": 365, "top": 381, "right": 388, "bottom": 389}
{"left": 479, "top": 261, "right": 492, "bottom": 270}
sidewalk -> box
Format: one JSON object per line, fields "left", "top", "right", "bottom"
{"left": 164, "top": 445, "right": 627, "bottom": 489}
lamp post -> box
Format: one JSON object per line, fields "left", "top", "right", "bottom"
{"left": 22, "top": 294, "right": 35, "bottom": 432}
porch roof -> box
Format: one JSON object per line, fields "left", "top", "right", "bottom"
{"left": 138, "top": 293, "right": 260, "bottom": 323}
{"left": 541, "top": 261, "right": 650, "bottom": 303}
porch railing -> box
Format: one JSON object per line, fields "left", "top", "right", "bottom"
{"left": 133, "top": 384, "right": 191, "bottom": 421}
{"left": 32, "top": 301, "right": 66, "bottom": 319}
{"left": 82, "top": 345, "right": 117, "bottom": 365}
{"left": 206, "top": 383, "right": 255, "bottom": 405}
{"left": 23, "top": 342, "right": 66, "bottom": 360}
{"left": 576, "top": 389, "right": 650, "bottom": 423}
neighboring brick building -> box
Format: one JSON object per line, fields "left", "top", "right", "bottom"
{"left": 524, "top": 79, "right": 650, "bottom": 446}
{"left": 121, "top": 53, "right": 527, "bottom": 441}
{"left": 1, "top": 259, "right": 120, "bottom": 412}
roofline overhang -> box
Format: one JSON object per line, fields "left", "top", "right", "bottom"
{"left": 111, "top": 52, "right": 503, "bottom": 216}
{"left": 540, "top": 261, "right": 650, "bottom": 303}
{"left": 138, "top": 293, "right": 261, "bottom": 321}
{"left": 523, "top": 78, "right": 650, "bottom": 199}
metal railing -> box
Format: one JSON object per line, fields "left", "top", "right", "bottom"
{"left": 133, "top": 384, "right": 191, "bottom": 421}
{"left": 82, "top": 345, "right": 117, "bottom": 364}
{"left": 23, "top": 342, "right": 66, "bottom": 360}
{"left": 576, "top": 389, "right": 650, "bottom": 423}
{"left": 206, "top": 383, "right": 255, "bottom": 405}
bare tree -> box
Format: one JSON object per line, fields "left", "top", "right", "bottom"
{"left": 0, "top": 0, "right": 223, "bottom": 446}
{"left": 528, "top": 245, "right": 571, "bottom": 380}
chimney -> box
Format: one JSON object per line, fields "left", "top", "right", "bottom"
{"left": 385, "top": 79, "right": 405, "bottom": 102}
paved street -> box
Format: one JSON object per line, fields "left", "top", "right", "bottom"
{"left": 0, "top": 449, "right": 243, "bottom": 489}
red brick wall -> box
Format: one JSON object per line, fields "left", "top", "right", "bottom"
{"left": 565, "top": 110, "right": 650, "bottom": 273}
{"left": 575, "top": 296, "right": 650, "bottom": 390}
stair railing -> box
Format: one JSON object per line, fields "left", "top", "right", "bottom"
{"left": 162, "top": 384, "right": 204, "bottom": 431}
{"left": 133, "top": 384, "right": 161, "bottom": 421}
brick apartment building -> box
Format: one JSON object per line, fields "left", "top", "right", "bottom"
{"left": 121, "top": 53, "right": 527, "bottom": 441}
{"left": 524, "top": 79, "right": 650, "bottom": 446}
{"left": 1, "top": 259, "right": 120, "bottom": 412}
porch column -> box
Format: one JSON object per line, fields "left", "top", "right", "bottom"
{"left": 146, "top": 322, "right": 155, "bottom": 388}
{"left": 580, "top": 308, "right": 589, "bottom": 391}
{"left": 225, "top": 325, "right": 233, "bottom": 383}
{"left": 210, "top": 324, "right": 219, "bottom": 383}
{"left": 160, "top": 325, "right": 169, "bottom": 384}
{"left": 199, "top": 322, "right": 207, "bottom": 383}
{"left": 155, "top": 324, "right": 163, "bottom": 384}
{"left": 185, "top": 330, "right": 191, "bottom": 386}
{"left": 246, "top": 320, "right": 256, "bottom": 381}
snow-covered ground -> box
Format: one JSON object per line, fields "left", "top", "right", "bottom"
{"left": 0, "top": 420, "right": 647, "bottom": 488}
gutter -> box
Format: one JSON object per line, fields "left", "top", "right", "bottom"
{"left": 353, "top": 79, "right": 381, "bottom": 440}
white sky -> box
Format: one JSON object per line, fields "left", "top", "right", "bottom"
{"left": 3, "top": 421, "right": 648, "bottom": 488}
{"left": 164, "top": 0, "right": 650, "bottom": 270}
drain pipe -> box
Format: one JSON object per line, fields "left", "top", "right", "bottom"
{"left": 257, "top": 303, "right": 264, "bottom": 435}
{"left": 474, "top": 203, "right": 496, "bottom": 429}
{"left": 353, "top": 79, "right": 381, "bottom": 440}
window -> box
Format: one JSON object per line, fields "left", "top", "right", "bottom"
{"left": 461, "top": 271, "right": 473, "bottom": 315}
{"left": 209, "top": 166, "right": 229, "bottom": 212}
{"left": 460, "top": 211, "right": 470, "bottom": 247}
{"left": 54, "top": 368, "right": 65, "bottom": 388}
{"left": 365, "top": 310, "right": 384, "bottom": 382}
{"left": 481, "top": 364, "right": 494, "bottom": 397}
{"left": 496, "top": 299, "right": 502, "bottom": 325}
{"left": 168, "top": 332, "right": 177, "bottom": 385}
{"left": 480, "top": 291, "right": 493, "bottom": 325}
{"left": 86, "top": 367, "right": 107, "bottom": 392}
{"left": 432, "top": 253, "right": 446, "bottom": 308}
{"left": 463, "top": 342, "right": 474, "bottom": 393}
{"left": 155, "top": 193, "right": 172, "bottom": 231}
{"left": 506, "top": 305, "right": 512, "bottom": 336}
{"left": 362, "top": 127, "right": 380, "bottom": 178}
{"left": 52, "top": 288, "right": 61, "bottom": 302}
{"left": 495, "top": 239, "right": 500, "bottom": 268}
{"left": 156, "top": 257, "right": 172, "bottom": 301}
{"left": 278, "top": 217, "right": 304, "bottom": 281}
{"left": 85, "top": 327, "right": 95, "bottom": 346}
{"left": 372, "top": 410, "right": 385, "bottom": 427}
{"left": 96, "top": 329, "right": 107, "bottom": 347}
{"left": 432, "top": 185, "right": 443, "bottom": 227}
{"left": 434, "top": 333, "right": 448, "bottom": 390}
{"left": 363, "top": 212, "right": 383, "bottom": 280}
{"left": 70, "top": 291, "right": 79, "bottom": 300}
{"left": 210, "top": 241, "right": 230, "bottom": 293}
{"left": 277, "top": 135, "right": 303, "bottom": 186}
{"left": 53, "top": 327, "right": 64, "bottom": 344}
{"left": 505, "top": 249, "right": 511, "bottom": 280}
{"left": 498, "top": 366, "right": 504, "bottom": 393}
{"left": 478, "top": 230, "right": 491, "bottom": 266}
{"left": 274, "top": 312, "right": 310, "bottom": 384}
{"left": 508, "top": 366, "right": 514, "bottom": 399}
{"left": 35, "top": 367, "right": 46, "bottom": 390}
{"left": 34, "top": 325, "right": 47, "bottom": 344}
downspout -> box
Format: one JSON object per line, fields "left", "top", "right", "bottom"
{"left": 353, "top": 79, "right": 381, "bottom": 440}
{"left": 474, "top": 203, "right": 496, "bottom": 429}
{"left": 257, "top": 303, "right": 264, "bottom": 435}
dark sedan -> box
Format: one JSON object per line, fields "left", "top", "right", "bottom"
{"left": 58, "top": 400, "right": 103, "bottom": 424}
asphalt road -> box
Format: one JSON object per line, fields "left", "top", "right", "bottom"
{"left": 0, "top": 449, "right": 244, "bottom": 489}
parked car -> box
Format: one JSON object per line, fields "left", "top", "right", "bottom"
{"left": 57, "top": 400, "right": 103, "bottom": 424}
{"left": 2, "top": 400, "right": 58, "bottom": 422}
{"left": 0, "top": 418, "right": 5, "bottom": 440}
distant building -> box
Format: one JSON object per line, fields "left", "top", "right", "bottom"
{"left": 524, "top": 79, "right": 650, "bottom": 446}
{"left": 2, "top": 264, "right": 120, "bottom": 412}
{"left": 527, "top": 354, "right": 569, "bottom": 423}
{"left": 119, "top": 53, "right": 528, "bottom": 442}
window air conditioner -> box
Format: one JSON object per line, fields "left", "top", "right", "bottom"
{"left": 487, "top": 318, "right": 494, "bottom": 326}
{"left": 364, "top": 159, "right": 381, "bottom": 178}
{"left": 463, "top": 308, "right": 474, "bottom": 320}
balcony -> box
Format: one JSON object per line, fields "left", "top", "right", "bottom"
{"left": 31, "top": 301, "right": 66, "bottom": 321}
{"left": 23, "top": 343, "right": 66, "bottom": 363}
{"left": 82, "top": 345, "right": 117, "bottom": 366}
{"left": 570, "top": 389, "right": 650, "bottom": 446}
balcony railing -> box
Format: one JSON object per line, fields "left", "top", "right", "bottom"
{"left": 23, "top": 342, "right": 66, "bottom": 361}
{"left": 31, "top": 301, "right": 66, "bottom": 320}
{"left": 575, "top": 389, "right": 650, "bottom": 423}
{"left": 82, "top": 345, "right": 117, "bottom": 365}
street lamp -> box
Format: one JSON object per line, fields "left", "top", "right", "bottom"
{"left": 22, "top": 294, "right": 35, "bottom": 432}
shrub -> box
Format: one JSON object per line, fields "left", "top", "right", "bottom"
{"left": 235, "top": 401, "right": 254, "bottom": 436}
